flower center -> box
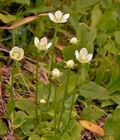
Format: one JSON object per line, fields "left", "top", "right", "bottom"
{"left": 38, "top": 44, "right": 46, "bottom": 50}
{"left": 12, "top": 52, "right": 21, "bottom": 59}
{"left": 55, "top": 16, "right": 63, "bottom": 22}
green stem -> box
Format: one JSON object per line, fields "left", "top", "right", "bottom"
{"left": 10, "top": 62, "right": 17, "bottom": 116}
{"left": 54, "top": 84, "right": 57, "bottom": 138}
{"left": 11, "top": 63, "right": 14, "bottom": 105}
{"left": 63, "top": 68, "right": 80, "bottom": 133}
{"left": 81, "top": 63, "right": 87, "bottom": 82}
{"left": 12, "top": 30, "right": 15, "bottom": 46}
{"left": 46, "top": 28, "right": 58, "bottom": 111}
{"left": 57, "top": 69, "right": 70, "bottom": 130}
{"left": 46, "top": 81, "right": 52, "bottom": 111}
{"left": 35, "top": 51, "right": 40, "bottom": 123}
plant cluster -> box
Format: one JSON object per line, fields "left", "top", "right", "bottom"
{"left": 0, "top": 0, "right": 120, "bottom": 140}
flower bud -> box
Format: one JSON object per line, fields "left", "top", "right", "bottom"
{"left": 66, "top": 60, "right": 74, "bottom": 69}
{"left": 52, "top": 68, "right": 61, "bottom": 79}
{"left": 70, "top": 37, "right": 78, "bottom": 44}
{"left": 40, "top": 99, "right": 46, "bottom": 104}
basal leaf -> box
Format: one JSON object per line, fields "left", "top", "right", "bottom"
{"left": 80, "top": 81, "right": 109, "bottom": 100}
{"left": 12, "top": 111, "right": 27, "bottom": 129}
{"left": 104, "top": 108, "right": 120, "bottom": 140}
{"left": 91, "top": 5, "right": 102, "bottom": 28}
{"left": 114, "top": 31, "right": 120, "bottom": 45}
{"left": 0, "top": 13, "right": 16, "bottom": 23}
{"left": 12, "top": 0, "right": 30, "bottom": 5}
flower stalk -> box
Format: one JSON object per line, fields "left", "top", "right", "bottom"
{"left": 10, "top": 62, "right": 16, "bottom": 115}
{"left": 81, "top": 63, "right": 87, "bottom": 82}
{"left": 63, "top": 68, "right": 80, "bottom": 133}
{"left": 57, "top": 69, "right": 70, "bottom": 130}
{"left": 46, "top": 28, "right": 58, "bottom": 110}
{"left": 35, "top": 51, "right": 40, "bottom": 123}
{"left": 54, "top": 84, "right": 57, "bottom": 138}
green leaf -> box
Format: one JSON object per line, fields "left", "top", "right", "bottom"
{"left": 62, "top": 45, "right": 76, "bottom": 60}
{"left": 77, "top": 0, "right": 100, "bottom": 9}
{"left": 12, "top": 111, "right": 27, "bottom": 129}
{"left": 81, "top": 106, "right": 104, "bottom": 120}
{"left": 41, "top": 135, "right": 54, "bottom": 140}
{"left": 68, "top": 120, "right": 82, "bottom": 140}
{"left": 91, "top": 5, "right": 102, "bottom": 28}
{"left": 104, "top": 40, "right": 119, "bottom": 55}
{"left": 114, "top": 31, "right": 120, "bottom": 45}
{"left": 107, "top": 76, "right": 120, "bottom": 94}
{"left": 104, "top": 108, "right": 120, "bottom": 140}
{"left": 80, "top": 81, "right": 109, "bottom": 100}
{"left": 77, "top": 23, "right": 96, "bottom": 51}
{"left": 15, "top": 98, "right": 35, "bottom": 116}
{"left": 21, "top": 119, "right": 34, "bottom": 136}
{"left": 0, "top": 13, "right": 16, "bottom": 23}
{"left": 57, "top": 71, "right": 79, "bottom": 101}
{"left": 0, "top": 119, "right": 8, "bottom": 136}
{"left": 28, "top": 135, "right": 41, "bottom": 140}
{"left": 7, "top": 98, "right": 15, "bottom": 115}
{"left": 100, "top": 0, "right": 112, "bottom": 9}
{"left": 96, "top": 33, "right": 107, "bottom": 47}
{"left": 98, "top": 11, "right": 117, "bottom": 32}
{"left": 101, "top": 99, "right": 115, "bottom": 108}
{"left": 60, "top": 132, "right": 71, "bottom": 140}
{"left": 12, "top": 0, "right": 30, "bottom": 5}
{"left": 110, "top": 95, "right": 120, "bottom": 105}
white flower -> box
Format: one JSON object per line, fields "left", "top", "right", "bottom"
{"left": 75, "top": 48, "right": 93, "bottom": 63}
{"left": 48, "top": 10, "right": 70, "bottom": 23}
{"left": 69, "top": 37, "right": 78, "bottom": 44}
{"left": 10, "top": 46, "right": 24, "bottom": 61}
{"left": 40, "top": 99, "right": 46, "bottom": 104}
{"left": 52, "top": 68, "right": 61, "bottom": 79}
{"left": 34, "top": 37, "right": 52, "bottom": 50}
{"left": 65, "top": 60, "right": 74, "bottom": 69}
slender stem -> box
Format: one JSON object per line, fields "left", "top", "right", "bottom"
{"left": 11, "top": 63, "right": 14, "bottom": 104}
{"left": 12, "top": 30, "right": 15, "bottom": 46}
{"left": 57, "top": 69, "right": 70, "bottom": 130}
{"left": 35, "top": 51, "right": 40, "bottom": 123}
{"left": 10, "top": 62, "right": 16, "bottom": 116}
{"left": 51, "top": 28, "right": 57, "bottom": 68}
{"left": 46, "top": 81, "right": 52, "bottom": 111}
{"left": 46, "top": 28, "right": 58, "bottom": 111}
{"left": 81, "top": 64, "right": 87, "bottom": 82}
{"left": 63, "top": 68, "right": 80, "bottom": 133}
{"left": 54, "top": 84, "right": 57, "bottom": 138}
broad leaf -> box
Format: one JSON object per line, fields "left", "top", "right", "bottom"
{"left": 104, "top": 108, "right": 120, "bottom": 140}
{"left": 0, "top": 119, "right": 8, "bottom": 136}
{"left": 114, "top": 31, "right": 120, "bottom": 45}
{"left": 13, "top": 0, "right": 30, "bottom": 5}
{"left": 81, "top": 106, "right": 104, "bottom": 120}
{"left": 80, "top": 81, "right": 109, "bottom": 100}
{"left": 12, "top": 111, "right": 27, "bottom": 129}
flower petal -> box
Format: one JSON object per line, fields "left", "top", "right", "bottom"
{"left": 87, "top": 54, "right": 93, "bottom": 62}
{"left": 34, "top": 37, "right": 39, "bottom": 47}
{"left": 46, "top": 42, "right": 52, "bottom": 49}
{"left": 75, "top": 50, "right": 80, "bottom": 59}
{"left": 80, "top": 48, "right": 88, "bottom": 56}
{"left": 40, "top": 37, "right": 48, "bottom": 45}
{"left": 48, "top": 13, "right": 56, "bottom": 22}
{"left": 55, "top": 10, "right": 63, "bottom": 18}
{"left": 62, "top": 13, "right": 70, "bottom": 22}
